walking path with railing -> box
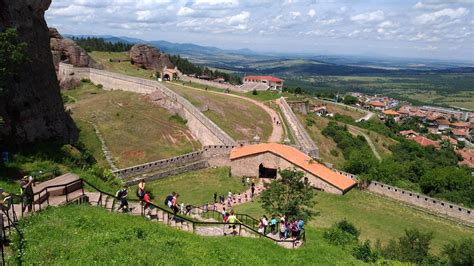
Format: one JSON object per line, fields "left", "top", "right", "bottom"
{"left": 1, "top": 174, "right": 304, "bottom": 259}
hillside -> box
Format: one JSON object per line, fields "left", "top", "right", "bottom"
{"left": 165, "top": 82, "right": 273, "bottom": 142}
{"left": 64, "top": 81, "right": 200, "bottom": 168}
{"left": 9, "top": 205, "right": 364, "bottom": 265}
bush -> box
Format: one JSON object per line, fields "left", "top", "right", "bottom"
{"left": 306, "top": 117, "right": 315, "bottom": 127}
{"left": 81, "top": 78, "right": 91, "bottom": 83}
{"left": 324, "top": 219, "right": 359, "bottom": 246}
{"left": 169, "top": 114, "right": 187, "bottom": 125}
{"left": 323, "top": 227, "right": 357, "bottom": 246}
{"left": 443, "top": 238, "right": 474, "bottom": 266}
{"left": 335, "top": 219, "right": 360, "bottom": 238}
{"left": 97, "top": 84, "right": 103, "bottom": 89}
{"left": 252, "top": 89, "right": 258, "bottom": 95}
{"left": 352, "top": 240, "right": 378, "bottom": 263}
{"left": 330, "top": 149, "right": 339, "bottom": 157}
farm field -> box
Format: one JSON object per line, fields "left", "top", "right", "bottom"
{"left": 64, "top": 82, "right": 200, "bottom": 168}
{"left": 234, "top": 189, "right": 474, "bottom": 255}
{"left": 165, "top": 82, "right": 273, "bottom": 142}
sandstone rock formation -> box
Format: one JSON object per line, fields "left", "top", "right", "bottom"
{"left": 49, "top": 27, "right": 102, "bottom": 72}
{"left": 129, "top": 44, "right": 174, "bottom": 71}
{"left": 0, "top": 0, "right": 78, "bottom": 146}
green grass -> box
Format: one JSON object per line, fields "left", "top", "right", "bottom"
{"left": 10, "top": 204, "right": 366, "bottom": 265}
{"left": 164, "top": 82, "right": 273, "bottom": 142}
{"left": 64, "top": 82, "right": 200, "bottom": 168}
{"left": 132, "top": 167, "right": 249, "bottom": 206}
{"left": 89, "top": 51, "right": 156, "bottom": 80}
{"left": 234, "top": 189, "right": 474, "bottom": 255}
{"left": 311, "top": 99, "right": 366, "bottom": 120}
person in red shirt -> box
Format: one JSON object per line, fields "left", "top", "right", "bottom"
{"left": 143, "top": 191, "right": 152, "bottom": 217}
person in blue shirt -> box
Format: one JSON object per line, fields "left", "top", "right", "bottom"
{"left": 270, "top": 215, "right": 277, "bottom": 234}
{"left": 297, "top": 217, "right": 304, "bottom": 239}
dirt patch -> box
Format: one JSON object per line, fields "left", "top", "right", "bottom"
{"left": 121, "top": 150, "right": 146, "bottom": 161}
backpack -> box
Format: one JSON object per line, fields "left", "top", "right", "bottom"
{"left": 116, "top": 189, "right": 125, "bottom": 199}
{"left": 164, "top": 195, "right": 173, "bottom": 206}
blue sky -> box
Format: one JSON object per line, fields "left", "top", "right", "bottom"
{"left": 46, "top": 0, "right": 474, "bottom": 61}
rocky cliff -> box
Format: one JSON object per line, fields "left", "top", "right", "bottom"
{"left": 0, "top": 0, "right": 78, "bottom": 146}
{"left": 49, "top": 27, "right": 102, "bottom": 72}
{"left": 129, "top": 44, "right": 174, "bottom": 71}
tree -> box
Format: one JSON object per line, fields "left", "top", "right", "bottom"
{"left": 443, "top": 238, "right": 474, "bottom": 266}
{"left": 343, "top": 95, "right": 358, "bottom": 105}
{"left": 0, "top": 28, "right": 27, "bottom": 90}
{"left": 260, "top": 169, "right": 315, "bottom": 220}
{"left": 398, "top": 229, "right": 433, "bottom": 264}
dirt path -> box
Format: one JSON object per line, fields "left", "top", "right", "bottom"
{"left": 348, "top": 126, "right": 382, "bottom": 161}
{"left": 166, "top": 82, "right": 283, "bottom": 143}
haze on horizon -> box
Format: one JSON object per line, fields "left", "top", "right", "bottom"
{"left": 46, "top": 0, "right": 474, "bottom": 61}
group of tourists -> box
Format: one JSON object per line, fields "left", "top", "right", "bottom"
{"left": 273, "top": 117, "right": 281, "bottom": 126}
{"left": 213, "top": 182, "right": 257, "bottom": 209}
{"left": 277, "top": 215, "right": 304, "bottom": 240}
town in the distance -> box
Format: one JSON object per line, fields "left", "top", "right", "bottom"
{"left": 0, "top": 0, "right": 473, "bottom": 265}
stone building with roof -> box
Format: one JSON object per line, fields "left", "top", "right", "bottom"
{"left": 243, "top": 75, "right": 284, "bottom": 91}
{"left": 229, "top": 143, "right": 357, "bottom": 195}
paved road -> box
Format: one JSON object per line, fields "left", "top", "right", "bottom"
{"left": 167, "top": 82, "right": 283, "bottom": 143}
{"left": 348, "top": 126, "right": 382, "bottom": 161}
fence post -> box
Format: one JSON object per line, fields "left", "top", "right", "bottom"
{"left": 46, "top": 188, "right": 49, "bottom": 206}
{"left": 65, "top": 185, "right": 69, "bottom": 203}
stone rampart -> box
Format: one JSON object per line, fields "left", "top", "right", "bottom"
{"left": 180, "top": 76, "right": 242, "bottom": 92}
{"left": 279, "top": 98, "right": 319, "bottom": 158}
{"left": 58, "top": 63, "right": 235, "bottom": 147}
{"left": 125, "top": 160, "right": 209, "bottom": 186}
{"left": 368, "top": 181, "right": 473, "bottom": 225}
{"left": 113, "top": 150, "right": 206, "bottom": 179}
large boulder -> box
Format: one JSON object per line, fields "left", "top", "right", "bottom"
{"left": 129, "top": 43, "right": 174, "bottom": 71}
{"left": 49, "top": 27, "right": 102, "bottom": 71}
{"left": 0, "top": 0, "right": 78, "bottom": 146}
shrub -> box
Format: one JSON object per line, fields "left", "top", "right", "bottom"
{"left": 306, "top": 117, "right": 315, "bottom": 127}
{"left": 443, "top": 238, "right": 474, "bottom": 266}
{"left": 97, "top": 84, "right": 103, "bottom": 89}
{"left": 252, "top": 89, "right": 258, "bottom": 95}
{"left": 323, "top": 227, "right": 357, "bottom": 246}
{"left": 81, "top": 78, "right": 91, "bottom": 83}
{"left": 336, "top": 219, "right": 360, "bottom": 238}
{"left": 330, "top": 149, "right": 339, "bottom": 157}
{"left": 352, "top": 240, "right": 378, "bottom": 263}
{"left": 169, "top": 114, "right": 187, "bottom": 125}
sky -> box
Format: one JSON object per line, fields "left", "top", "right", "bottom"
{"left": 46, "top": 0, "right": 474, "bottom": 61}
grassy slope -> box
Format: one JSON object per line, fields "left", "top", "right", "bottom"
{"left": 64, "top": 82, "right": 200, "bottom": 168}
{"left": 131, "top": 167, "right": 249, "bottom": 206}
{"left": 234, "top": 189, "right": 474, "bottom": 255}
{"left": 89, "top": 51, "right": 156, "bottom": 80}
{"left": 347, "top": 125, "right": 397, "bottom": 158}
{"left": 165, "top": 82, "right": 273, "bottom": 142}
{"left": 297, "top": 114, "right": 345, "bottom": 168}
{"left": 11, "top": 205, "right": 364, "bottom": 265}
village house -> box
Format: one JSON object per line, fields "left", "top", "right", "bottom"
{"left": 457, "top": 149, "right": 474, "bottom": 168}
{"left": 410, "top": 135, "right": 440, "bottom": 148}
{"left": 243, "top": 75, "right": 284, "bottom": 91}
{"left": 368, "top": 101, "right": 387, "bottom": 111}
{"left": 399, "top": 130, "right": 419, "bottom": 138}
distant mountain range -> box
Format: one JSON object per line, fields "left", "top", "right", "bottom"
{"left": 65, "top": 34, "right": 474, "bottom": 75}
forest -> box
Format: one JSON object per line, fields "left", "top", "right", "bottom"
{"left": 72, "top": 37, "right": 133, "bottom": 52}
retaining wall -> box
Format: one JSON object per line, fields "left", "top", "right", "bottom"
{"left": 125, "top": 160, "right": 209, "bottom": 186}
{"left": 59, "top": 63, "right": 235, "bottom": 147}
{"left": 180, "top": 76, "right": 241, "bottom": 92}
{"left": 279, "top": 98, "right": 319, "bottom": 158}
{"left": 368, "top": 181, "right": 473, "bottom": 224}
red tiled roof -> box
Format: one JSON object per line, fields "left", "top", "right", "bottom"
{"left": 436, "top": 119, "right": 450, "bottom": 126}
{"left": 452, "top": 128, "right": 469, "bottom": 137}
{"left": 441, "top": 135, "right": 458, "bottom": 145}
{"left": 244, "top": 75, "right": 284, "bottom": 82}
{"left": 230, "top": 143, "right": 357, "bottom": 191}
{"left": 369, "top": 101, "right": 386, "bottom": 107}
{"left": 411, "top": 136, "right": 440, "bottom": 148}
{"left": 457, "top": 149, "right": 474, "bottom": 168}
{"left": 451, "top": 122, "right": 470, "bottom": 128}
{"left": 383, "top": 109, "right": 400, "bottom": 116}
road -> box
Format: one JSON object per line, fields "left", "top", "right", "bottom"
{"left": 167, "top": 82, "right": 283, "bottom": 143}
{"left": 315, "top": 98, "right": 374, "bottom": 122}
{"left": 348, "top": 125, "right": 382, "bottom": 161}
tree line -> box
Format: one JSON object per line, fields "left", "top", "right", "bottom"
{"left": 169, "top": 55, "right": 242, "bottom": 85}
{"left": 71, "top": 37, "right": 133, "bottom": 53}
{"left": 321, "top": 120, "right": 474, "bottom": 208}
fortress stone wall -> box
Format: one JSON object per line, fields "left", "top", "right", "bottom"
{"left": 368, "top": 181, "right": 473, "bottom": 224}
{"left": 59, "top": 63, "right": 235, "bottom": 147}
{"left": 279, "top": 98, "right": 319, "bottom": 158}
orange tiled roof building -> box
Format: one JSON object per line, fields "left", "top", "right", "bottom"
{"left": 230, "top": 143, "right": 357, "bottom": 194}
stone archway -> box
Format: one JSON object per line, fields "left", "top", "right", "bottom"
{"left": 163, "top": 73, "right": 171, "bottom": 81}
{"left": 259, "top": 163, "right": 277, "bottom": 179}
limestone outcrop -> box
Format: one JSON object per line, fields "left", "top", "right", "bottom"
{"left": 0, "top": 0, "right": 78, "bottom": 146}
{"left": 129, "top": 44, "right": 174, "bottom": 71}
{"left": 49, "top": 27, "right": 101, "bottom": 72}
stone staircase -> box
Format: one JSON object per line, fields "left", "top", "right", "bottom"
{"left": 1, "top": 174, "right": 304, "bottom": 255}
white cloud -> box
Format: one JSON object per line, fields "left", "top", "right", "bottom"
{"left": 350, "top": 10, "right": 385, "bottom": 23}
{"left": 177, "top": 7, "right": 196, "bottom": 16}
{"left": 414, "top": 8, "right": 470, "bottom": 24}
{"left": 308, "top": 9, "right": 316, "bottom": 17}
{"left": 378, "top": 20, "right": 396, "bottom": 28}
